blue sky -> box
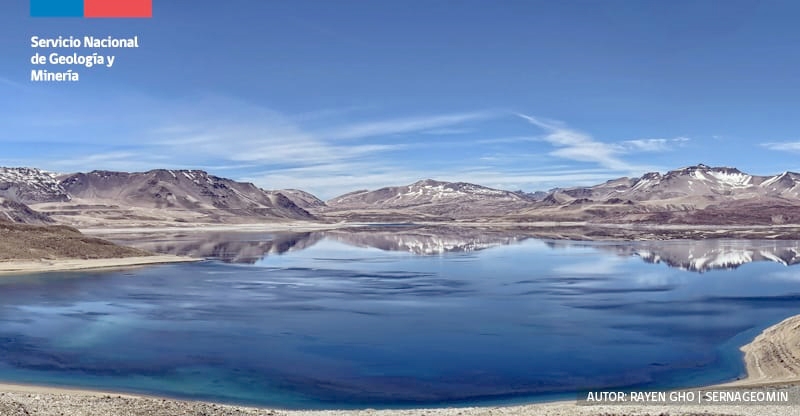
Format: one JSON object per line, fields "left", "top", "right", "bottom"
{"left": 2, "top": 0, "right": 800, "bottom": 199}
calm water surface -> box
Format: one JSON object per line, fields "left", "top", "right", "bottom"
{"left": 1, "top": 231, "right": 800, "bottom": 408}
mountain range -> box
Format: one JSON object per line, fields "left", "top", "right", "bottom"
{"left": 320, "top": 164, "right": 800, "bottom": 225}
{"left": 60, "top": 169, "right": 314, "bottom": 218}
{"left": 517, "top": 164, "right": 800, "bottom": 225}
{"left": 1, "top": 168, "right": 315, "bottom": 227}
{"left": 322, "top": 179, "right": 535, "bottom": 221}
{"left": 3, "top": 164, "right": 800, "bottom": 227}
{"left": 545, "top": 164, "right": 800, "bottom": 204}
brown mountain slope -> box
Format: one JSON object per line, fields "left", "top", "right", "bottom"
{"left": 0, "top": 167, "right": 70, "bottom": 203}
{"left": 509, "top": 165, "right": 800, "bottom": 225}
{"left": 320, "top": 165, "right": 800, "bottom": 225}
{"left": 278, "top": 189, "right": 327, "bottom": 209}
{"left": 328, "top": 179, "right": 530, "bottom": 208}
{"left": 0, "top": 197, "right": 53, "bottom": 224}
{"left": 0, "top": 221, "right": 150, "bottom": 261}
{"left": 323, "top": 179, "right": 533, "bottom": 220}
{"left": 61, "top": 170, "right": 314, "bottom": 219}
{"left": 34, "top": 169, "right": 317, "bottom": 226}
{"left": 6, "top": 164, "right": 800, "bottom": 227}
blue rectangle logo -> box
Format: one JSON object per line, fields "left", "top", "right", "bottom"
{"left": 30, "top": 0, "right": 84, "bottom": 17}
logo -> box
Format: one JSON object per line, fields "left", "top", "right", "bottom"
{"left": 31, "top": 0, "right": 152, "bottom": 18}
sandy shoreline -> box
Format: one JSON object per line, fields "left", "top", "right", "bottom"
{"left": 77, "top": 220, "right": 800, "bottom": 242}
{"left": 0, "top": 255, "right": 201, "bottom": 276}
{"left": 0, "top": 386, "right": 797, "bottom": 416}
{"left": 722, "top": 314, "right": 800, "bottom": 387}
{"left": 2, "top": 316, "right": 800, "bottom": 415}
{"left": 78, "top": 221, "right": 352, "bottom": 235}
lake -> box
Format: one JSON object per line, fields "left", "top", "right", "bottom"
{"left": 1, "top": 228, "right": 800, "bottom": 409}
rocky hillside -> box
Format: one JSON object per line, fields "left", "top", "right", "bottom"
{"left": 329, "top": 179, "right": 531, "bottom": 208}
{"left": 547, "top": 165, "right": 800, "bottom": 205}
{"left": 0, "top": 197, "right": 53, "bottom": 224}
{"left": 0, "top": 221, "right": 149, "bottom": 261}
{"left": 60, "top": 169, "right": 314, "bottom": 220}
{"left": 0, "top": 167, "right": 70, "bottom": 203}
{"left": 291, "top": 166, "right": 800, "bottom": 224}
{"left": 324, "top": 179, "right": 535, "bottom": 220}
{"left": 510, "top": 165, "right": 800, "bottom": 225}
{"left": 3, "top": 164, "right": 800, "bottom": 227}
{"left": 278, "top": 189, "right": 327, "bottom": 209}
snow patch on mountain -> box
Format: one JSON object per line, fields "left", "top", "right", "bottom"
{"left": 706, "top": 170, "right": 752, "bottom": 188}
{"left": 328, "top": 179, "right": 527, "bottom": 210}
{"left": 0, "top": 167, "right": 71, "bottom": 203}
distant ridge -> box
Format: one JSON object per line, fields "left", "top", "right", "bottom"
{"left": 511, "top": 164, "right": 800, "bottom": 225}
{"left": 328, "top": 178, "right": 532, "bottom": 207}
{"left": 277, "top": 189, "right": 327, "bottom": 209}
{"left": 323, "top": 178, "right": 535, "bottom": 220}
{"left": 60, "top": 169, "right": 314, "bottom": 221}
{"left": 0, "top": 166, "right": 320, "bottom": 225}
{"left": 0, "top": 167, "right": 70, "bottom": 203}
{"left": 323, "top": 165, "right": 800, "bottom": 224}
{"left": 0, "top": 197, "right": 53, "bottom": 224}
{"left": 2, "top": 164, "right": 800, "bottom": 226}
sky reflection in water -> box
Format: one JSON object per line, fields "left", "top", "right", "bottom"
{"left": 1, "top": 233, "right": 800, "bottom": 408}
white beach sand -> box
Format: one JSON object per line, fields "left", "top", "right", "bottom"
{"left": 0, "top": 255, "right": 200, "bottom": 276}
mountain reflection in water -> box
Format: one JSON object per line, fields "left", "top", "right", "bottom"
{"left": 108, "top": 227, "right": 800, "bottom": 272}
{"left": 6, "top": 227, "right": 800, "bottom": 408}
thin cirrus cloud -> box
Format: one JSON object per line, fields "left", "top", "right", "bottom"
{"left": 2, "top": 88, "right": 707, "bottom": 198}
{"left": 147, "top": 110, "right": 485, "bottom": 166}
{"left": 761, "top": 141, "right": 800, "bottom": 152}
{"left": 40, "top": 108, "right": 676, "bottom": 197}
{"left": 322, "top": 111, "right": 497, "bottom": 140}
{"left": 45, "top": 151, "right": 173, "bottom": 173}
{"left": 244, "top": 162, "right": 624, "bottom": 200}
{"left": 421, "top": 127, "right": 475, "bottom": 136}
{"left": 517, "top": 114, "right": 687, "bottom": 172}
{"left": 2, "top": 92, "right": 496, "bottom": 186}
{"left": 618, "top": 137, "right": 690, "bottom": 152}
{"left": 517, "top": 114, "right": 642, "bottom": 171}
{"left": 0, "top": 75, "right": 27, "bottom": 90}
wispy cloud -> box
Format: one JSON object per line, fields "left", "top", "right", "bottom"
{"left": 3, "top": 89, "right": 701, "bottom": 199}
{"left": 47, "top": 151, "right": 171, "bottom": 173}
{"left": 517, "top": 114, "right": 647, "bottom": 171}
{"left": 2, "top": 91, "right": 512, "bottom": 197}
{"left": 762, "top": 141, "right": 800, "bottom": 152}
{"left": 765, "top": 270, "right": 800, "bottom": 282}
{"left": 475, "top": 135, "right": 538, "bottom": 144}
{"left": 618, "top": 137, "right": 690, "bottom": 152}
{"left": 553, "top": 257, "right": 622, "bottom": 275}
{"left": 150, "top": 113, "right": 413, "bottom": 167}
{"left": 323, "top": 111, "right": 496, "bottom": 140}
{"left": 243, "top": 161, "right": 426, "bottom": 198}
{"left": 245, "top": 162, "right": 623, "bottom": 199}
{"left": 516, "top": 114, "right": 687, "bottom": 174}
{"left": 421, "top": 127, "right": 474, "bottom": 136}
{"left": 0, "top": 75, "right": 27, "bottom": 90}
{"left": 475, "top": 133, "right": 689, "bottom": 152}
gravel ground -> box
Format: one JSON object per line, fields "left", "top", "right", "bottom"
{"left": 1, "top": 389, "right": 799, "bottom": 416}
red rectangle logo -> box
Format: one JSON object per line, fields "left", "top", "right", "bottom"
{"left": 84, "top": 0, "right": 152, "bottom": 18}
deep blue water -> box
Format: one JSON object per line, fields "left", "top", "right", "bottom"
{"left": 1, "top": 235, "right": 800, "bottom": 409}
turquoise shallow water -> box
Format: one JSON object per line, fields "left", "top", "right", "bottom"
{"left": 1, "top": 235, "right": 800, "bottom": 409}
